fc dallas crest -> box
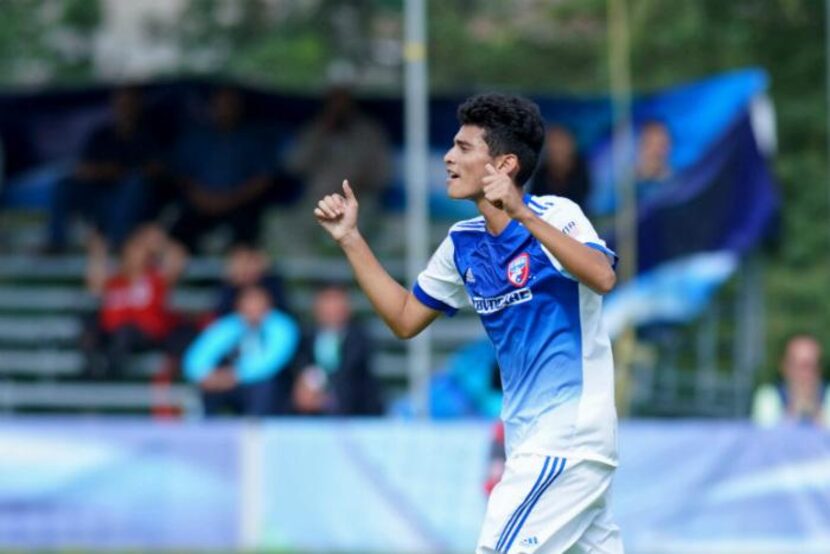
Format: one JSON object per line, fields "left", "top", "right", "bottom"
{"left": 507, "top": 253, "right": 530, "bottom": 287}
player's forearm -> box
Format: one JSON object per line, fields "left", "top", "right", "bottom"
{"left": 518, "top": 210, "right": 616, "bottom": 294}
{"left": 337, "top": 231, "right": 416, "bottom": 337}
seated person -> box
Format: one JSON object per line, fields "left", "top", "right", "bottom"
{"left": 82, "top": 225, "right": 186, "bottom": 379}
{"left": 184, "top": 286, "right": 300, "bottom": 417}
{"left": 752, "top": 333, "right": 830, "bottom": 427}
{"left": 390, "top": 338, "right": 500, "bottom": 419}
{"left": 529, "top": 125, "right": 590, "bottom": 210}
{"left": 216, "top": 245, "right": 290, "bottom": 316}
{"left": 284, "top": 85, "right": 391, "bottom": 248}
{"left": 292, "top": 284, "right": 382, "bottom": 416}
{"left": 47, "top": 87, "right": 164, "bottom": 252}
{"left": 169, "top": 87, "right": 274, "bottom": 252}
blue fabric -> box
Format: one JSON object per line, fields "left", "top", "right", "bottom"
{"left": 446, "top": 339, "right": 500, "bottom": 416}
{"left": 413, "top": 282, "right": 458, "bottom": 316}
{"left": 184, "top": 310, "right": 300, "bottom": 384}
{"left": 48, "top": 172, "right": 148, "bottom": 248}
{"left": 585, "top": 241, "right": 619, "bottom": 269}
{"left": 313, "top": 330, "right": 341, "bottom": 374}
{"left": 172, "top": 124, "right": 272, "bottom": 192}
{"left": 603, "top": 251, "right": 739, "bottom": 338}
{"left": 449, "top": 198, "right": 584, "bottom": 437}
{"left": 609, "top": 114, "right": 778, "bottom": 272}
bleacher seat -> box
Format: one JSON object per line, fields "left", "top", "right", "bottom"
{"left": 0, "top": 252, "right": 486, "bottom": 415}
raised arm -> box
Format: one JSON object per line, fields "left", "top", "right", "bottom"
{"left": 482, "top": 164, "right": 616, "bottom": 295}
{"left": 85, "top": 232, "right": 110, "bottom": 295}
{"left": 315, "top": 180, "right": 441, "bottom": 339}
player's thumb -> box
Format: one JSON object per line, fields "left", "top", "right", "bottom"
{"left": 342, "top": 179, "right": 357, "bottom": 202}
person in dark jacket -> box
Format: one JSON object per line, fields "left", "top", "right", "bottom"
{"left": 215, "top": 245, "right": 290, "bottom": 316}
{"left": 529, "top": 124, "right": 590, "bottom": 210}
{"left": 292, "top": 284, "right": 382, "bottom": 416}
{"left": 47, "top": 87, "right": 163, "bottom": 251}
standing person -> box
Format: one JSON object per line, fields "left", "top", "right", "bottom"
{"left": 169, "top": 87, "right": 274, "bottom": 252}
{"left": 283, "top": 85, "right": 391, "bottom": 251}
{"left": 314, "top": 94, "right": 622, "bottom": 553}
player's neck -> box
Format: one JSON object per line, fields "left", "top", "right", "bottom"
{"left": 476, "top": 197, "right": 513, "bottom": 235}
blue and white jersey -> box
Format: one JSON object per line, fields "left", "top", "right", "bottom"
{"left": 414, "top": 194, "right": 618, "bottom": 466}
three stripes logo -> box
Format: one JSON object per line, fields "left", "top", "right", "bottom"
{"left": 495, "top": 456, "right": 566, "bottom": 553}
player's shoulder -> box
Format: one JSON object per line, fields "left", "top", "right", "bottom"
{"left": 449, "top": 215, "right": 487, "bottom": 234}
{"left": 528, "top": 194, "right": 584, "bottom": 218}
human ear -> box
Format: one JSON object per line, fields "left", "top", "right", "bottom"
{"left": 496, "top": 154, "right": 520, "bottom": 176}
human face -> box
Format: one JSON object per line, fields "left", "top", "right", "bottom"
{"left": 639, "top": 124, "right": 672, "bottom": 166}
{"left": 227, "top": 248, "right": 267, "bottom": 286}
{"left": 212, "top": 89, "right": 243, "bottom": 130}
{"left": 238, "top": 288, "right": 271, "bottom": 326}
{"left": 112, "top": 89, "right": 141, "bottom": 129}
{"left": 782, "top": 337, "right": 822, "bottom": 390}
{"left": 443, "top": 125, "right": 497, "bottom": 200}
{"left": 314, "top": 287, "right": 351, "bottom": 329}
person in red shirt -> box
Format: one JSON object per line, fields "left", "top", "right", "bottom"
{"left": 82, "top": 225, "right": 186, "bottom": 380}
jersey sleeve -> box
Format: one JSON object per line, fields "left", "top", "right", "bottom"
{"left": 413, "top": 236, "right": 467, "bottom": 316}
{"left": 539, "top": 198, "right": 618, "bottom": 279}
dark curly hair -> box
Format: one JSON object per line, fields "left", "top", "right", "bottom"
{"left": 457, "top": 93, "right": 546, "bottom": 186}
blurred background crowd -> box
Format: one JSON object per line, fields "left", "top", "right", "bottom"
{"left": 0, "top": 0, "right": 825, "bottom": 426}
{"left": 0, "top": 1, "right": 828, "bottom": 551}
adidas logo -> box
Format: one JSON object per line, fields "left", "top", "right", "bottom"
{"left": 520, "top": 536, "right": 539, "bottom": 546}
{"left": 465, "top": 268, "right": 476, "bottom": 283}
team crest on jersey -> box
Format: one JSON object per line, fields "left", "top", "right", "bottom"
{"left": 507, "top": 253, "right": 530, "bottom": 287}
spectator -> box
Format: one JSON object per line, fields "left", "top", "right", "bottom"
{"left": 82, "top": 225, "right": 186, "bottom": 379}
{"left": 529, "top": 125, "right": 590, "bottom": 209}
{"left": 285, "top": 86, "right": 391, "bottom": 248}
{"left": 635, "top": 120, "right": 673, "bottom": 202}
{"left": 216, "top": 245, "right": 290, "bottom": 316}
{"left": 292, "top": 284, "right": 382, "bottom": 416}
{"left": 184, "top": 285, "right": 300, "bottom": 417}
{"left": 752, "top": 333, "right": 830, "bottom": 427}
{"left": 389, "top": 338, "right": 500, "bottom": 419}
{"left": 47, "top": 87, "right": 163, "bottom": 252}
{"left": 169, "top": 87, "right": 274, "bottom": 252}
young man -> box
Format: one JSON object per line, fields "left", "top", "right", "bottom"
{"left": 314, "top": 94, "right": 623, "bottom": 553}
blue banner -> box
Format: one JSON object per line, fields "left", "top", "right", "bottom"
{"left": 0, "top": 419, "right": 241, "bottom": 550}
{"left": 0, "top": 418, "right": 829, "bottom": 552}
{"left": 0, "top": 71, "right": 779, "bottom": 326}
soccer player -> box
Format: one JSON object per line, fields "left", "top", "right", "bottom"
{"left": 314, "top": 94, "right": 623, "bottom": 553}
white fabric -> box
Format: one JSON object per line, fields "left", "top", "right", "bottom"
{"left": 537, "top": 196, "right": 612, "bottom": 280}
{"left": 416, "top": 233, "right": 470, "bottom": 310}
{"left": 477, "top": 454, "right": 623, "bottom": 554}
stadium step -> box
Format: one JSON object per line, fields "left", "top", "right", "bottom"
{"left": 0, "top": 252, "right": 483, "bottom": 413}
{"left": 0, "top": 381, "right": 200, "bottom": 415}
